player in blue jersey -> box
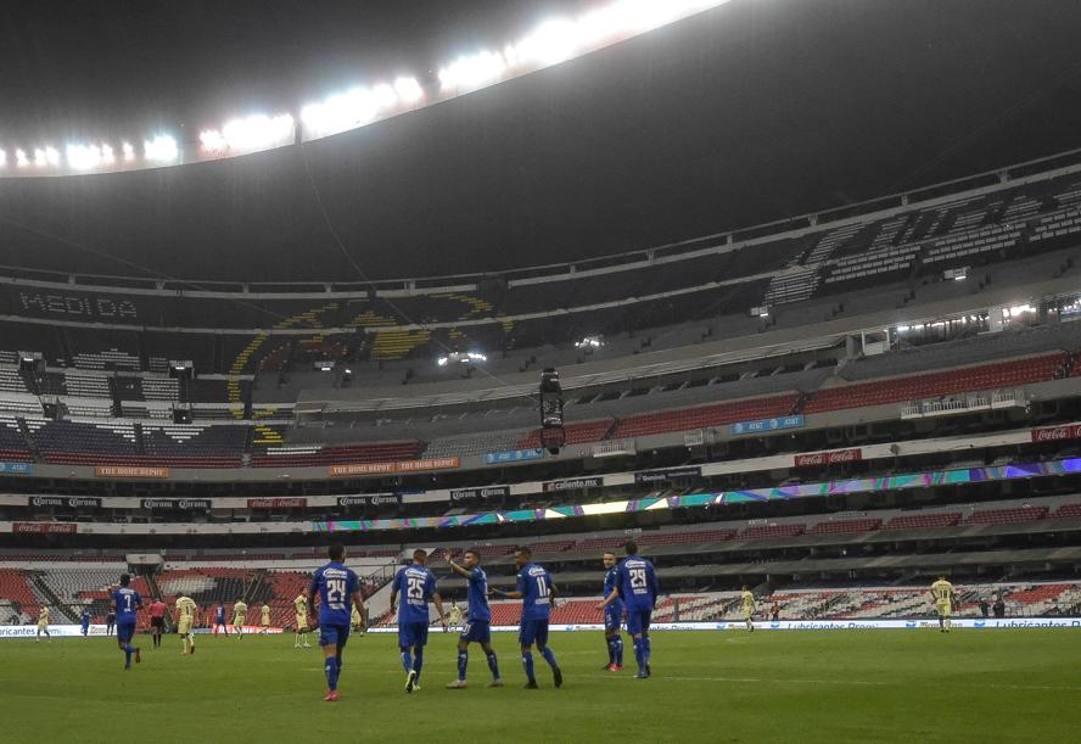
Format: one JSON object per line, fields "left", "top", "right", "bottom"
{"left": 390, "top": 549, "right": 447, "bottom": 694}
{"left": 494, "top": 547, "right": 563, "bottom": 689}
{"left": 600, "top": 541, "right": 659, "bottom": 679}
{"left": 600, "top": 551, "right": 625, "bottom": 672}
{"left": 80, "top": 607, "right": 91, "bottom": 638}
{"left": 309, "top": 543, "right": 366, "bottom": 702}
{"left": 444, "top": 549, "right": 503, "bottom": 689}
{"left": 113, "top": 574, "right": 143, "bottom": 670}
{"left": 213, "top": 602, "right": 229, "bottom": 636}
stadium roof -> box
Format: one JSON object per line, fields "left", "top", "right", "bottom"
{"left": 0, "top": 0, "right": 1080, "bottom": 281}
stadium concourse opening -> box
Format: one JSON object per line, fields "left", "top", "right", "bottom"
{"left": 3, "top": 1, "right": 1081, "bottom": 742}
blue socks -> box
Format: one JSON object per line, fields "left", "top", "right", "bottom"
{"left": 457, "top": 650, "right": 468, "bottom": 681}
{"left": 633, "top": 637, "right": 645, "bottom": 672}
{"left": 324, "top": 657, "right": 340, "bottom": 691}
{"left": 607, "top": 637, "right": 615, "bottom": 664}
{"left": 401, "top": 650, "right": 413, "bottom": 673}
{"left": 540, "top": 646, "right": 558, "bottom": 669}
{"left": 413, "top": 647, "right": 424, "bottom": 683}
{"left": 486, "top": 651, "right": 500, "bottom": 680}
{"left": 123, "top": 644, "right": 132, "bottom": 667}
{"left": 522, "top": 651, "right": 536, "bottom": 682}
{"left": 643, "top": 635, "right": 651, "bottom": 666}
{"left": 614, "top": 636, "right": 624, "bottom": 666}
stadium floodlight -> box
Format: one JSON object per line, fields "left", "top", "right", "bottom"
{"left": 393, "top": 76, "right": 424, "bottom": 104}
{"left": 301, "top": 87, "right": 383, "bottom": 138}
{"left": 438, "top": 50, "right": 507, "bottom": 92}
{"left": 143, "top": 134, "right": 179, "bottom": 162}
{"left": 122, "top": 142, "right": 136, "bottom": 161}
{"left": 15, "top": 149, "right": 29, "bottom": 167}
{"left": 575, "top": 335, "right": 605, "bottom": 350}
{"left": 66, "top": 143, "right": 113, "bottom": 170}
{"left": 509, "top": 18, "right": 580, "bottom": 67}
{"left": 437, "top": 351, "right": 488, "bottom": 367}
{"left": 33, "top": 148, "right": 47, "bottom": 167}
{"left": 202, "top": 113, "right": 295, "bottom": 154}
{"left": 0, "top": 149, "right": 5, "bottom": 168}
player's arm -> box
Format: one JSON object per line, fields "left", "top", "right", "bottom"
{"left": 432, "top": 591, "right": 447, "bottom": 627}
{"left": 389, "top": 575, "right": 400, "bottom": 615}
{"left": 307, "top": 577, "right": 319, "bottom": 621}
{"left": 495, "top": 570, "right": 525, "bottom": 599}
{"left": 548, "top": 577, "right": 559, "bottom": 609}
{"left": 444, "top": 552, "right": 473, "bottom": 579}
{"left": 649, "top": 565, "right": 660, "bottom": 609}
{"left": 597, "top": 587, "right": 620, "bottom": 610}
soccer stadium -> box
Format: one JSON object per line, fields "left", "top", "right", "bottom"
{"left": 2, "top": 1, "right": 1081, "bottom": 741}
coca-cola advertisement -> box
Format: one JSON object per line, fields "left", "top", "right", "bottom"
{"left": 247, "top": 497, "right": 307, "bottom": 509}
{"left": 1031, "top": 424, "right": 1081, "bottom": 443}
{"left": 794, "top": 448, "right": 863, "bottom": 468}
{"left": 14, "top": 522, "right": 77, "bottom": 534}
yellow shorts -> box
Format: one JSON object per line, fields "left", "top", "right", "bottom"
{"left": 234, "top": 616, "right": 246, "bottom": 626}
{"left": 178, "top": 619, "right": 192, "bottom": 635}
{"left": 296, "top": 616, "right": 308, "bottom": 631}
{"left": 37, "top": 621, "right": 48, "bottom": 629}
{"left": 936, "top": 602, "right": 952, "bottom": 618}
{"left": 743, "top": 609, "right": 754, "bottom": 620}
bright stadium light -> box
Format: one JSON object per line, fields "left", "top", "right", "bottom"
{"left": 101, "top": 143, "right": 115, "bottom": 164}
{"left": 201, "top": 113, "right": 295, "bottom": 154}
{"left": 301, "top": 87, "right": 383, "bottom": 138}
{"left": 394, "top": 76, "right": 424, "bottom": 104}
{"left": 0, "top": 149, "right": 6, "bottom": 168}
{"left": 438, "top": 50, "right": 508, "bottom": 92}
{"left": 33, "top": 148, "right": 47, "bottom": 167}
{"left": 66, "top": 143, "right": 116, "bottom": 170}
{"left": 15, "top": 148, "right": 29, "bottom": 168}
{"left": 508, "top": 18, "right": 580, "bottom": 67}
{"left": 143, "top": 134, "right": 178, "bottom": 162}
{"left": 122, "top": 142, "right": 136, "bottom": 162}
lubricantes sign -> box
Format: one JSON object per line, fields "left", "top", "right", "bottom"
{"left": 793, "top": 448, "right": 863, "bottom": 468}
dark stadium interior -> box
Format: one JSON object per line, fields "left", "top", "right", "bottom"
{"left": 2, "top": 3, "right": 1081, "bottom": 739}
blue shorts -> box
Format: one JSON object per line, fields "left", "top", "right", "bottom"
{"left": 398, "top": 621, "right": 429, "bottom": 649}
{"left": 626, "top": 608, "right": 652, "bottom": 636}
{"left": 518, "top": 618, "right": 549, "bottom": 648}
{"left": 116, "top": 622, "right": 136, "bottom": 644}
{"left": 605, "top": 604, "right": 624, "bottom": 633}
{"left": 320, "top": 623, "right": 351, "bottom": 649}
{"left": 460, "top": 619, "right": 491, "bottom": 644}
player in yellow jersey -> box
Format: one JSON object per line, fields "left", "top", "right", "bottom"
{"left": 447, "top": 601, "right": 463, "bottom": 632}
{"left": 260, "top": 603, "right": 272, "bottom": 635}
{"left": 233, "top": 598, "right": 248, "bottom": 639}
{"left": 740, "top": 586, "right": 756, "bottom": 632}
{"left": 351, "top": 603, "right": 366, "bottom": 636}
{"left": 36, "top": 606, "right": 51, "bottom": 642}
{"left": 174, "top": 595, "right": 198, "bottom": 655}
{"left": 294, "top": 592, "right": 311, "bottom": 648}
{"left": 930, "top": 576, "right": 955, "bottom": 633}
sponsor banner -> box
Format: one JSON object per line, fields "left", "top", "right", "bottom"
{"left": 1031, "top": 424, "right": 1081, "bottom": 443}
{"left": 360, "top": 618, "right": 1081, "bottom": 634}
{"left": 337, "top": 494, "right": 400, "bottom": 509}
{"left": 140, "top": 498, "right": 212, "bottom": 511}
{"left": 328, "top": 457, "right": 460, "bottom": 477}
{"left": 0, "top": 624, "right": 111, "bottom": 638}
{"left": 484, "top": 448, "right": 545, "bottom": 465}
{"left": 450, "top": 485, "right": 511, "bottom": 502}
{"left": 729, "top": 415, "right": 804, "bottom": 436}
{"left": 400, "top": 490, "right": 450, "bottom": 504}
{"left": 192, "top": 626, "right": 285, "bottom": 635}
{"left": 14, "top": 289, "right": 139, "bottom": 322}
{"left": 793, "top": 448, "right": 863, "bottom": 468}
{"left": 28, "top": 496, "right": 102, "bottom": 509}
{"left": 13, "top": 522, "right": 78, "bottom": 534}
{"left": 0, "top": 461, "right": 32, "bottom": 475}
{"left": 634, "top": 466, "right": 702, "bottom": 485}
{"left": 95, "top": 465, "right": 171, "bottom": 479}
{"left": 541, "top": 476, "right": 603, "bottom": 493}
{"left": 247, "top": 497, "right": 307, "bottom": 509}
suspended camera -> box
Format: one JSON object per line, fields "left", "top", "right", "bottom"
{"left": 539, "top": 367, "right": 565, "bottom": 455}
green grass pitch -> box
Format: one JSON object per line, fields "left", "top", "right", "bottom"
{"left": 3, "top": 629, "right": 1079, "bottom": 743}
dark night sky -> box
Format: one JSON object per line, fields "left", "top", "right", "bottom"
{"left": 1, "top": 0, "right": 1081, "bottom": 282}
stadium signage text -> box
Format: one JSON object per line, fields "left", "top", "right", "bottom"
{"left": 140, "top": 498, "right": 211, "bottom": 511}
{"left": 247, "top": 498, "right": 307, "bottom": 509}
{"left": 793, "top": 448, "right": 863, "bottom": 467}
{"left": 1031, "top": 424, "right": 1081, "bottom": 442}
{"left": 13, "top": 522, "right": 77, "bottom": 534}
{"left": 337, "top": 494, "right": 399, "bottom": 508}
{"left": 449, "top": 485, "right": 511, "bottom": 502}
{"left": 18, "top": 291, "right": 138, "bottom": 321}
{"left": 328, "top": 457, "right": 460, "bottom": 477}
{"left": 0, "top": 461, "right": 32, "bottom": 474}
{"left": 30, "top": 496, "right": 102, "bottom": 509}
{"left": 542, "top": 476, "right": 603, "bottom": 492}
{"left": 634, "top": 466, "right": 702, "bottom": 485}
{"left": 95, "top": 465, "right": 171, "bottom": 479}
{"left": 729, "top": 415, "right": 804, "bottom": 436}
{"left": 484, "top": 448, "right": 545, "bottom": 464}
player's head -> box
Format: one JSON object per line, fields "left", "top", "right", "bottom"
{"left": 328, "top": 543, "right": 346, "bottom": 563}
{"left": 742, "top": 585, "right": 749, "bottom": 592}
{"left": 461, "top": 549, "right": 480, "bottom": 569}
{"left": 603, "top": 551, "right": 617, "bottom": 568}
{"left": 514, "top": 546, "right": 533, "bottom": 569}
{"left": 119, "top": 573, "right": 130, "bottom": 587}
{"left": 412, "top": 548, "right": 428, "bottom": 565}
{"left": 624, "top": 540, "right": 638, "bottom": 556}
